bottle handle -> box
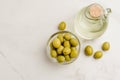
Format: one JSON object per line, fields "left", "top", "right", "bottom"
{"left": 105, "top": 8, "right": 112, "bottom": 17}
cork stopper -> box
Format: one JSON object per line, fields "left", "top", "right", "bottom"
{"left": 89, "top": 4, "right": 103, "bottom": 18}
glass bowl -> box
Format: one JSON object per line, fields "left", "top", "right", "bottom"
{"left": 46, "top": 31, "right": 80, "bottom": 65}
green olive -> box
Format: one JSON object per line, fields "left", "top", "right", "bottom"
{"left": 57, "top": 45, "right": 64, "bottom": 54}
{"left": 64, "top": 33, "right": 71, "bottom": 40}
{"left": 57, "top": 55, "right": 65, "bottom": 63}
{"left": 50, "top": 42, "right": 54, "bottom": 49}
{"left": 57, "top": 34, "right": 64, "bottom": 43}
{"left": 102, "top": 42, "right": 110, "bottom": 51}
{"left": 63, "top": 41, "right": 71, "bottom": 48}
{"left": 70, "top": 49, "right": 78, "bottom": 58}
{"left": 58, "top": 21, "right": 66, "bottom": 30}
{"left": 70, "top": 38, "right": 78, "bottom": 47}
{"left": 52, "top": 38, "right": 61, "bottom": 48}
{"left": 65, "top": 55, "right": 71, "bottom": 61}
{"left": 63, "top": 47, "right": 71, "bottom": 55}
{"left": 63, "top": 38, "right": 66, "bottom": 42}
{"left": 50, "top": 50, "right": 57, "bottom": 58}
{"left": 94, "top": 51, "right": 103, "bottom": 59}
{"left": 71, "top": 47, "right": 77, "bottom": 51}
{"left": 84, "top": 45, "right": 93, "bottom": 56}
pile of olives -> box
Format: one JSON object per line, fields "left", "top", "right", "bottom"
{"left": 84, "top": 42, "right": 110, "bottom": 59}
{"left": 49, "top": 32, "right": 80, "bottom": 63}
{"left": 47, "top": 21, "right": 110, "bottom": 63}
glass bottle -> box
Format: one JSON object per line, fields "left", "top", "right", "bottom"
{"left": 74, "top": 3, "right": 111, "bottom": 40}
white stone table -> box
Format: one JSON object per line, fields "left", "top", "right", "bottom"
{"left": 0, "top": 0, "right": 120, "bottom": 80}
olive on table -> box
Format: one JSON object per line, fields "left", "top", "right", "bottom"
{"left": 102, "top": 42, "right": 110, "bottom": 51}
{"left": 58, "top": 21, "right": 66, "bottom": 30}
{"left": 84, "top": 45, "right": 93, "bottom": 56}
{"left": 94, "top": 51, "right": 103, "bottom": 59}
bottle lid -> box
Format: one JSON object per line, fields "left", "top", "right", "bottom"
{"left": 89, "top": 3, "right": 103, "bottom": 18}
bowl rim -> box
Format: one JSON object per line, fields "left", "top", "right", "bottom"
{"left": 46, "top": 31, "right": 81, "bottom": 65}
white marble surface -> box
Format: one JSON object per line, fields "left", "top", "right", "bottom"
{"left": 0, "top": 0, "right": 120, "bottom": 80}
